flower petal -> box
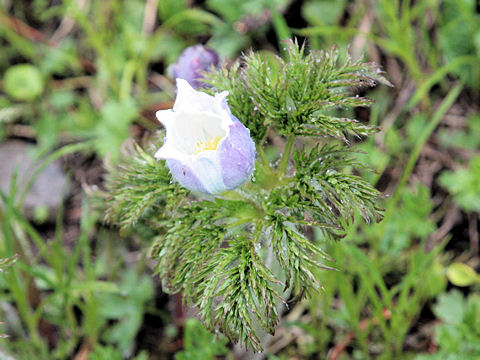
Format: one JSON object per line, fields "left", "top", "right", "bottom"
{"left": 167, "top": 152, "right": 226, "bottom": 194}
{"left": 166, "top": 158, "right": 207, "bottom": 193}
{"left": 155, "top": 81, "right": 255, "bottom": 194}
{"left": 172, "top": 45, "right": 219, "bottom": 88}
{"left": 174, "top": 79, "right": 218, "bottom": 113}
{"left": 187, "top": 155, "right": 226, "bottom": 194}
{"left": 154, "top": 141, "right": 189, "bottom": 162}
{"left": 218, "top": 117, "right": 256, "bottom": 190}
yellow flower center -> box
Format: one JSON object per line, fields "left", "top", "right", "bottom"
{"left": 195, "top": 136, "right": 223, "bottom": 154}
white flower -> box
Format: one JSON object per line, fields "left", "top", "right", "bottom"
{"left": 155, "top": 79, "right": 255, "bottom": 194}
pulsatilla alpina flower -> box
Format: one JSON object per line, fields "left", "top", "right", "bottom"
{"left": 172, "top": 45, "right": 219, "bottom": 88}
{"left": 155, "top": 79, "right": 256, "bottom": 194}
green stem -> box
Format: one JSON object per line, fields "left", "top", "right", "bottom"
{"left": 252, "top": 220, "right": 264, "bottom": 243}
{"left": 277, "top": 135, "right": 295, "bottom": 177}
{"left": 225, "top": 188, "right": 265, "bottom": 218}
{"left": 257, "top": 144, "right": 269, "bottom": 167}
{"left": 381, "top": 84, "right": 462, "bottom": 230}
{"left": 18, "top": 141, "right": 93, "bottom": 208}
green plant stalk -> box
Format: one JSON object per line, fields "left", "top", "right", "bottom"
{"left": 407, "top": 55, "right": 476, "bottom": 110}
{"left": 136, "top": 28, "right": 167, "bottom": 102}
{"left": 271, "top": 8, "right": 291, "bottom": 47}
{"left": 1, "top": 182, "right": 44, "bottom": 350}
{"left": 52, "top": 187, "right": 83, "bottom": 351}
{"left": 62, "top": 0, "right": 106, "bottom": 59}
{"left": 336, "top": 269, "right": 371, "bottom": 359}
{"left": 277, "top": 135, "right": 295, "bottom": 177}
{"left": 18, "top": 141, "right": 93, "bottom": 208}
{"left": 351, "top": 248, "right": 394, "bottom": 354}
{"left": 256, "top": 144, "right": 269, "bottom": 167}
{"left": 6, "top": 270, "right": 45, "bottom": 350}
{"left": 2, "top": 190, "right": 86, "bottom": 355}
{"left": 119, "top": 60, "right": 137, "bottom": 102}
{"left": 381, "top": 84, "right": 462, "bottom": 234}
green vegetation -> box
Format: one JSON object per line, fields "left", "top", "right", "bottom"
{"left": 106, "top": 42, "right": 387, "bottom": 351}
{"left": 1, "top": 0, "right": 480, "bottom": 358}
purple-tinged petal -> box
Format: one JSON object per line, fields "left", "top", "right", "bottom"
{"left": 173, "top": 45, "right": 219, "bottom": 89}
{"left": 188, "top": 156, "right": 226, "bottom": 194}
{"left": 167, "top": 155, "right": 228, "bottom": 195}
{"left": 166, "top": 158, "right": 207, "bottom": 193}
{"left": 218, "top": 117, "right": 256, "bottom": 190}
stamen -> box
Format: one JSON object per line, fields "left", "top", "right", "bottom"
{"left": 195, "top": 136, "right": 223, "bottom": 154}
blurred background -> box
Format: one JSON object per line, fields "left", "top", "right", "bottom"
{"left": 0, "top": 0, "right": 480, "bottom": 359}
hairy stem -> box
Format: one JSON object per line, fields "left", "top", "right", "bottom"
{"left": 277, "top": 135, "right": 295, "bottom": 177}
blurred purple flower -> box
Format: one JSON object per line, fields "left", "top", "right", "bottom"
{"left": 155, "top": 79, "right": 256, "bottom": 194}
{"left": 172, "top": 45, "right": 219, "bottom": 88}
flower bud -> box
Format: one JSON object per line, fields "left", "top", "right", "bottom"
{"left": 155, "top": 79, "right": 256, "bottom": 194}
{"left": 172, "top": 45, "right": 219, "bottom": 88}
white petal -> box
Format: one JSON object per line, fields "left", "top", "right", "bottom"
{"left": 154, "top": 142, "right": 189, "bottom": 162}
{"left": 167, "top": 112, "right": 226, "bottom": 154}
{"left": 214, "top": 91, "right": 230, "bottom": 113}
{"left": 155, "top": 109, "right": 176, "bottom": 128}
{"left": 174, "top": 79, "right": 216, "bottom": 113}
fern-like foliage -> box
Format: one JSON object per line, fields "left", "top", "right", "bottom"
{"left": 105, "top": 145, "right": 188, "bottom": 233}
{"left": 293, "top": 145, "right": 384, "bottom": 225}
{"left": 105, "top": 40, "right": 387, "bottom": 351}
{"left": 204, "top": 39, "right": 391, "bottom": 142}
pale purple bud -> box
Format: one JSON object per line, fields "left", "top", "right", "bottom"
{"left": 172, "top": 45, "right": 219, "bottom": 88}
{"left": 155, "top": 79, "right": 256, "bottom": 194}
